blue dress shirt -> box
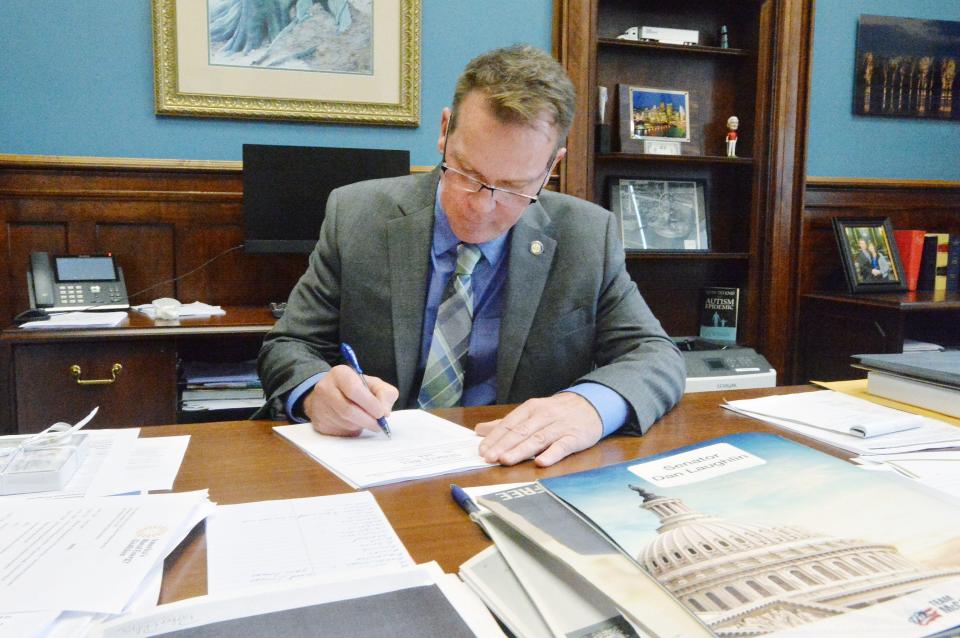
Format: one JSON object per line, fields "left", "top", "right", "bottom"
{"left": 285, "top": 186, "right": 629, "bottom": 437}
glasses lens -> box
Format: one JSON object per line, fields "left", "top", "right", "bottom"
{"left": 443, "top": 165, "right": 535, "bottom": 208}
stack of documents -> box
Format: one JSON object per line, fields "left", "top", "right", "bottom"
{"left": 854, "top": 351, "right": 960, "bottom": 419}
{"left": 723, "top": 390, "right": 960, "bottom": 456}
{"left": 180, "top": 359, "right": 265, "bottom": 415}
{"left": 0, "top": 491, "right": 214, "bottom": 637}
{"left": 274, "top": 409, "right": 494, "bottom": 488}
{"left": 19, "top": 310, "right": 128, "bottom": 329}
{"left": 464, "top": 433, "right": 960, "bottom": 637}
{"left": 852, "top": 450, "right": 960, "bottom": 500}
{"left": 132, "top": 300, "right": 226, "bottom": 319}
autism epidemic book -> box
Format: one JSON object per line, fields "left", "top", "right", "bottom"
{"left": 699, "top": 286, "right": 739, "bottom": 342}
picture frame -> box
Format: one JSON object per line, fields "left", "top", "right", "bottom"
{"left": 617, "top": 84, "right": 691, "bottom": 153}
{"left": 853, "top": 15, "right": 960, "bottom": 120}
{"left": 831, "top": 217, "right": 907, "bottom": 293}
{"left": 151, "top": 0, "right": 420, "bottom": 126}
{"left": 608, "top": 177, "right": 709, "bottom": 251}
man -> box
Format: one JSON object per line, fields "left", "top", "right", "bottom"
{"left": 854, "top": 238, "right": 879, "bottom": 281}
{"left": 257, "top": 45, "right": 684, "bottom": 467}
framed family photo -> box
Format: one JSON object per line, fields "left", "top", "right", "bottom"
{"left": 609, "top": 177, "right": 709, "bottom": 251}
{"left": 832, "top": 217, "right": 906, "bottom": 293}
{"left": 617, "top": 84, "right": 690, "bottom": 153}
{"left": 152, "top": 0, "right": 420, "bottom": 125}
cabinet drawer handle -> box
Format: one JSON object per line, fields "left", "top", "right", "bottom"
{"left": 70, "top": 363, "right": 123, "bottom": 385}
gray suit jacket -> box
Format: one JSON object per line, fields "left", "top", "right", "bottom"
{"left": 256, "top": 168, "right": 685, "bottom": 433}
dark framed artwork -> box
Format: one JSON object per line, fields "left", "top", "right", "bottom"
{"left": 832, "top": 217, "right": 906, "bottom": 293}
{"left": 617, "top": 84, "right": 691, "bottom": 153}
{"left": 853, "top": 15, "right": 959, "bottom": 120}
{"left": 608, "top": 177, "right": 709, "bottom": 251}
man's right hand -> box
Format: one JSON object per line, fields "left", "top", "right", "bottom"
{"left": 303, "top": 365, "right": 399, "bottom": 437}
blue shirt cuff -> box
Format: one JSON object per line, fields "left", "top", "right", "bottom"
{"left": 285, "top": 372, "right": 326, "bottom": 422}
{"left": 564, "top": 383, "right": 630, "bottom": 438}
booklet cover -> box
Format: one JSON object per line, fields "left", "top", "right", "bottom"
{"left": 538, "top": 432, "right": 960, "bottom": 636}
{"left": 698, "top": 286, "right": 739, "bottom": 343}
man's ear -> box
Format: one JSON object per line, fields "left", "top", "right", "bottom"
{"left": 552, "top": 147, "right": 567, "bottom": 171}
{"left": 437, "top": 107, "right": 452, "bottom": 154}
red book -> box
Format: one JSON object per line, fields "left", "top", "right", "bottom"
{"left": 894, "top": 229, "right": 926, "bottom": 292}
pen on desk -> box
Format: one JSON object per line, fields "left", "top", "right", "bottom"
{"left": 339, "top": 342, "right": 392, "bottom": 438}
{"left": 450, "top": 483, "right": 490, "bottom": 538}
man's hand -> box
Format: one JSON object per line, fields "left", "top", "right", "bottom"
{"left": 303, "top": 366, "right": 399, "bottom": 437}
{"left": 475, "top": 392, "right": 603, "bottom": 467}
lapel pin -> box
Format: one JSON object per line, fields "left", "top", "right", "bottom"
{"left": 530, "top": 240, "right": 544, "bottom": 256}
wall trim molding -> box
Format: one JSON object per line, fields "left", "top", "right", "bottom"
{"left": 0, "top": 153, "right": 434, "bottom": 174}
{"left": 806, "top": 175, "right": 960, "bottom": 189}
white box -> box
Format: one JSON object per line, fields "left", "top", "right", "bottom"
{"left": 640, "top": 26, "right": 700, "bottom": 45}
{"left": 0, "top": 432, "right": 90, "bottom": 495}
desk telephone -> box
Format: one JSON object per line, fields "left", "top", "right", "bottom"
{"left": 28, "top": 252, "right": 130, "bottom": 312}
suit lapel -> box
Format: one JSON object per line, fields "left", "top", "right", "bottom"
{"left": 389, "top": 169, "right": 441, "bottom": 405}
{"left": 496, "top": 202, "right": 556, "bottom": 402}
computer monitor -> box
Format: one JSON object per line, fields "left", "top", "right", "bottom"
{"left": 242, "top": 144, "right": 411, "bottom": 254}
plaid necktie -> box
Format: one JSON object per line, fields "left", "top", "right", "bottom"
{"left": 418, "top": 243, "right": 483, "bottom": 408}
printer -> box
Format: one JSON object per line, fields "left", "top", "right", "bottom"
{"left": 673, "top": 337, "right": 776, "bottom": 393}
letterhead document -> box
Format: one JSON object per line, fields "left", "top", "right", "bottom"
{"left": 274, "top": 410, "right": 495, "bottom": 488}
{"left": 206, "top": 492, "right": 413, "bottom": 594}
{"left": 0, "top": 490, "right": 213, "bottom": 615}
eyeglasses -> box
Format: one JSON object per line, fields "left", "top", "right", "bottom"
{"left": 440, "top": 117, "right": 555, "bottom": 209}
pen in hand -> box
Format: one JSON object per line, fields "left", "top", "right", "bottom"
{"left": 339, "top": 342, "right": 392, "bottom": 438}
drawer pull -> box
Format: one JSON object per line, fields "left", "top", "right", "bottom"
{"left": 70, "top": 363, "right": 123, "bottom": 385}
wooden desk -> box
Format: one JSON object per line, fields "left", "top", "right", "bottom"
{"left": 0, "top": 306, "right": 274, "bottom": 434}
{"left": 150, "top": 385, "right": 822, "bottom": 605}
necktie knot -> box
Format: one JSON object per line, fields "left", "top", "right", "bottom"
{"left": 455, "top": 243, "right": 482, "bottom": 276}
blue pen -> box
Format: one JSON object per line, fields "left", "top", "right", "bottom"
{"left": 450, "top": 483, "right": 489, "bottom": 537}
{"left": 339, "top": 342, "right": 392, "bottom": 438}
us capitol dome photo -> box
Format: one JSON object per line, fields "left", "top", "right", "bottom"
{"left": 629, "top": 485, "right": 960, "bottom": 635}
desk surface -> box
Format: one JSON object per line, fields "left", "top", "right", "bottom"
{"left": 148, "top": 385, "right": 823, "bottom": 605}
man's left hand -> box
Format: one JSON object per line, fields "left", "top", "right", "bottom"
{"left": 475, "top": 392, "right": 603, "bottom": 467}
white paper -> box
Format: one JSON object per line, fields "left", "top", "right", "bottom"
{"left": 92, "top": 562, "right": 504, "bottom": 638}
{"left": 725, "top": 390, "right": 926, "bottom": 437}
{"left": 206, "top": 492, "right": 413, "bottom": 594}
{"left": 274, "top": 409, "right": 494, "bottom": 488}
{"left": 724, "top": 391, "right": 960, "bottom": 455}
{"left": 113, "top": 436, "right": 190, "bottom": 493}
{"left": 19, "top": 311, "right": 128, "bottom": 330}
{"left": 131, "top": 301, "right": 225, "bottom": 319}
{"left": 0, "top": 491, "right": 213, "bottom": 615}
{"left": 0, "top": 611, "right": 60, "bottom": 638}
{"left": 180, "top": 398, "right": 264, "bottom": 411}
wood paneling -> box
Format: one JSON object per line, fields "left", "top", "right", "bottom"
{"left": 0, "top": 155, "right": 309, "bottom": 326}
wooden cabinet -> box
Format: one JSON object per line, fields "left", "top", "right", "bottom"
{"left": 798, "top": 291, "right": 960, "bottom": 382}
{"left": 556, "top": 0, "right": 811, "bottom": 376}
{"left": 1, "top": 307, "right": 274, "bottom": 434}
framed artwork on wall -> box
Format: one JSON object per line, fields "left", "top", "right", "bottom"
{"left": 608, "top": 177, "right": 709, "bottom": 251}
{"left": 152, "top": 0, "right": 420, "bottom": 126}
{"left": 831, "top": 217, "right": 907, "bottom": 293}
{"left": 853, "top": 15, "right": 959, "bottom": 120}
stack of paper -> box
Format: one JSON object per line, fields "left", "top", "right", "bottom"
{"left": 132, "top": 301, "right": 226, "bottom": 319}
{"left": 274, "top": 409, "right": 494, "bottom": 488}
{"left": 19, "top": 310, "right": 128, "bottom": 329}
{"left": 180, "top": 359, "right": 265, "bottom": 416}
{"left": 0, "top": 491, "right": 214, "bottom": 637}
{"left": 468, "top": 433, "right": 960, "bottom": 637}
{"left": 722, "top": 390, "right": 960, "bottom": 456}
{"left": 853, "top": 351, "right": 960, "bottom": 419}
{"left": 852, "top": 450, "right": 960, "bottom": 500}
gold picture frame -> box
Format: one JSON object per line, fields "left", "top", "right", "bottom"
{"left": 152, "top": 0, "right": 420, "bottom": 126}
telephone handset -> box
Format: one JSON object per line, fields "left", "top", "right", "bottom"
{"left": 27, "top": 252, "right": 130, "bottom": 311}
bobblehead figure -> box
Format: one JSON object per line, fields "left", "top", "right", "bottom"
{"left": 725, "top": 116, "right": 739, "bottom": 158}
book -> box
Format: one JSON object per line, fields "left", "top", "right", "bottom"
{"left": 894, "top": 229, "right": 926, "bottom": 292}
{"left": 867, "top": 370, "right": 960, "bottom": 419}
{"left": 853, "top": 351, "right": 960, "bottom": 388}
{"left": 518, "top": 432, "right": 960, "bottom": 636}
{"left": 698, "top": 287, "right": 739, "bottom": 343}
{"left": 948, "top": 235, "right": 960, "bottom": 292}
{"left": 918, "top": 233, "right": 950, "bottom": 291}
{"left": 181, "top": 387, "right": 265, "bottom": 401}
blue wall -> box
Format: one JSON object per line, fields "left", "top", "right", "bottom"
{"left": 807, "top": 0, "right": 960, "bottom": 179}
{"left": 0, "top": 1, "right": 553, "bottom": 166}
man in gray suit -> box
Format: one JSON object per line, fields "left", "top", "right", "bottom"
{"left": 258, "top": 45, "right": 684, "bottom": 467}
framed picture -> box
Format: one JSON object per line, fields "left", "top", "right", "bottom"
{"left": 152, "top": 0, "right": 420, "bottom": 126}
{"left": 617, "top": 84, "right": 690, "bottom": 152}
{"left": 853, "top": 15, "right": 960, "bottom": 120}
{"left": 608, "top": 177, "right": 709, "bottom": 251}
{"left": 831, "top": 217, "right": 906, "bottom": 293}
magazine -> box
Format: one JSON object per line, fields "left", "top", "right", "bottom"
{"left": 533, "top": 432, "right": 960, "bottom": 636}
